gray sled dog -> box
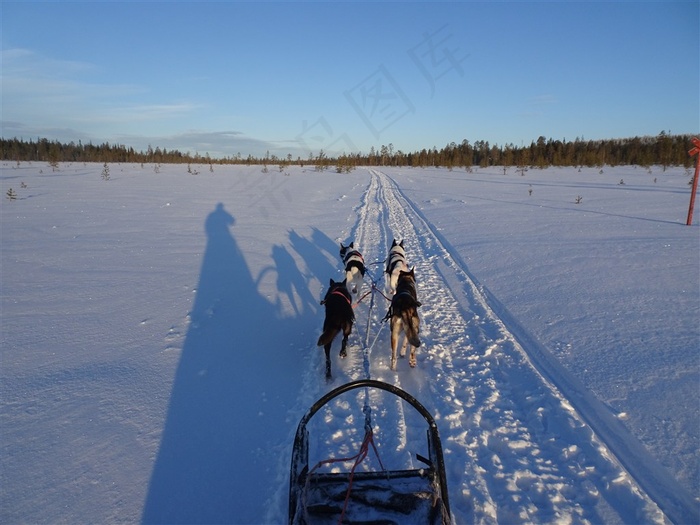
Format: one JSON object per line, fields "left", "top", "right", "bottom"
{"left": 317, "top": 278, "right": 354, "bottom": 380}
{"left": 339, "top": 242, "right": 365, "bottom": 295}
{"left": 387, "top": 268, "right": 422, "bottom": 370}
{"left": 385, "top": 239, "right": 409, "bottom": 294}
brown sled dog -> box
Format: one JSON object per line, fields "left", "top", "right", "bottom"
{"left": 317, "top": 278, "right": 354, "bottom": 380}
{"left": 387, "top": 268, "right": 422, "bottom": 370}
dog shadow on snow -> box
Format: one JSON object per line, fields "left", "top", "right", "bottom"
{"left": 142, "top": 204, "right": 337, "bottom": 524}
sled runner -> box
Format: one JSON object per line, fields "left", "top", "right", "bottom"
{"left": 288, "top": 379, "right": 451, "bottom": 525}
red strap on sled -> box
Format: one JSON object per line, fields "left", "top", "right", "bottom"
{"left": 338, "top": 428, "right": 385, "bottom": 524}
{"left": 304, "top": 427, "right": 385, "bottom": 525}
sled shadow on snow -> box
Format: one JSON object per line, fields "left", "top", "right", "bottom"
{"left": 142, "top": 204, "right": 324, "bottom": 524}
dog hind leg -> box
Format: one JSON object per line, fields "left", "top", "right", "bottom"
{"left": 339, "top": 323, "right": 352, "bottom": 358}
{"left": 339, "top": 335, "right": 348, "bottom": 358}
{"left": 346, "top": 269, "right": 355, "bottom": 294}
{"left": 402, "top": 309, "right": 422, "bottom": 348}
{"left": 390, "top": 317, "right": 401, "bottom": 370}
{"left": 409, "top": 346, "right": 417, "bottom": 368}
{"left": 347, "top": 268, "right": 360, "bottom": 294}
{"left": 324, "top": 344, "right": 332, "bottom": 380}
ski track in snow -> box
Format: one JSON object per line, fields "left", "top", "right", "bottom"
{"left": 269, "top": 169, "right": 669, "bottom": 524}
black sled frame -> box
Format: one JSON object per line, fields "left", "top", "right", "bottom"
{"left": 289, "top": 379, "right": 451, "bottom": 524}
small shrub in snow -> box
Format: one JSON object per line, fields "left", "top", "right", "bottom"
{"left": 6, "top": 188, "right": 18, "bottom": 201}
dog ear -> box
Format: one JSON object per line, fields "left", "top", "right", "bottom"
{"left": 391, "top": 239, "right": 397, "bottom": 247}
{"left": 330, "top": 278, "right": 335, "bottom": 285}
{"left": 399, "top": 240, "right": 405, "bottom": 247}
{"left": 349, "top": 242, "right": 354, "bottom": 248}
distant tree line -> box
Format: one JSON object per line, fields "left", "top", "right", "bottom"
{"left": 344, "top": 132, "right": 695, "bottom": 170}
{"left": 1, "top": 132, "right": 696, "bottom": 169}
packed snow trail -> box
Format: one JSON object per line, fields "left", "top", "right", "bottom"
{"left": 268, "top": 168, "right": 669, "bottom": 524}
{"left": 384, "top": 170, "right": 699, "bottom": 525}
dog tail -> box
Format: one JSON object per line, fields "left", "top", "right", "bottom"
{"left": 317, "top": 327, "right": 340, "bottom": 347}
{"left": 402, "top": 308, "right": 422, "bottom": 348}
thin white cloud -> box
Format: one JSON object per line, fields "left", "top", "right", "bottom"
{"left": 529, "top": 94, "right": 558, "bottom": 105}
{"left": 2, "top": 48, "right": 196, "bottom": 131}
{"left": 115, "top": 131, "right": 284, "bottom": 158}
{"left": 1, "top": 48, "right": 312, "bottom": 158}
{"left": 1, "top": 47, "right": 95, "bottom": 76}
{"left": 1, "top": 121, "right": 94, "bottom": 144}
{"left": 87, "top": 103, "right": 202, "bottom": 125}
{"left": 516, "top": 94, "right": 559, "bottom": 120}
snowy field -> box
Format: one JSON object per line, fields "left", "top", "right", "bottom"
{"left": 1, "top": 162, "right": 698, "bottom": 524}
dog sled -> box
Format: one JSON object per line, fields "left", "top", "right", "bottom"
{"left": 288, "top": 379, "right": 451, "bottom": 525}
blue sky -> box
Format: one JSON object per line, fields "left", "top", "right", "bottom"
{"left": 2, "top": 1, "right": 698, "bottom": 159}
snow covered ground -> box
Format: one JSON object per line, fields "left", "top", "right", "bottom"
{"left": 1, "top": 161, "right": 698, "bottom": 524}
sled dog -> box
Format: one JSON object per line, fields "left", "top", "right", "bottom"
{"left": 385, "top": 239, "right": 409, "bottom": 294}
{"left": 387, "top": 268, "right": 422, "bottom": 370}
{"left": 339, "top": 242, "right": 365, "bottom": 295}
{"left": 317, "top": 278, "right": 354, "bottom": 381}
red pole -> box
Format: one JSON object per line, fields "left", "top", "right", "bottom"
{"left": 687, "top": 137, "right": 700, "bottom": 226}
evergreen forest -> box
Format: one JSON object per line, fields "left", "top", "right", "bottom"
{"left": 1, "top": 132, "right": 696, "bottom": 170}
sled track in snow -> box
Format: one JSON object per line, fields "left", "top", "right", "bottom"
{"left": 276, "top": 169, "right": 692, "bottom": 524}
{"left": 377, "top": 170, "right": 698, "bottom": 525}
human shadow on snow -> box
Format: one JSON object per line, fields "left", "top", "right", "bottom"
{"left": 142, "top": 204, "right": 317, "bottom": 524}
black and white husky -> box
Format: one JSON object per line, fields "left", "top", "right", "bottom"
{"left": 339, "top": 242, "right": 365, "bottom": 294}
{"left": 388, "top": 268, "right": 422, "bottom": 370}
{"left": 385, "top": 239, "right": 409, "bottom": 294}
{"left": 317, "top": 278, "right": 354, "bottom": 381}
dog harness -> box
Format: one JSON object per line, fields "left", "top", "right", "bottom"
{"left": 386, "top": 250, "right": 406, "bottom": 274}
{"left": 343, "top": 250, "right": 364, "bottom": 264}
{"left": 344, "top": 250, "right": 366, "bottom": 277}
{"left": 321, "top": 289, "right": 352, "bottom": 307}
{"left": 332, "top": 289, "right": 352, "bottom": 306}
